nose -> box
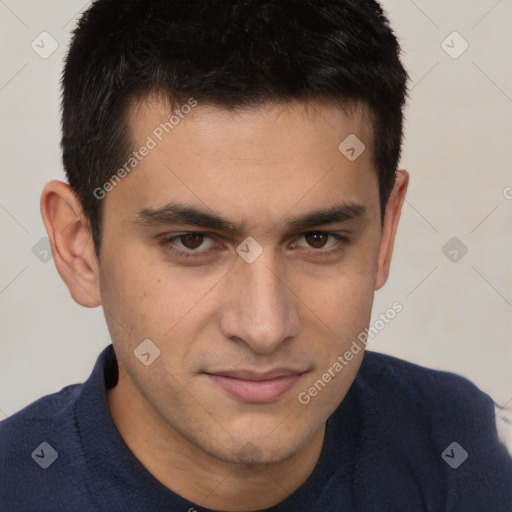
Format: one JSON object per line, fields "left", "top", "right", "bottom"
{"left": 219, "top": 253, "right": 300, "bottom": 354}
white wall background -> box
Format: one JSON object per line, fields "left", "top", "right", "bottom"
{"left": 1, "top": 0, "right": 511, "bottom": 420}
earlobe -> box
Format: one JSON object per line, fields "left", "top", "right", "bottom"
{"left": 375, "top": 170, "right": 409, "bottom": 290}
{"left": 40, "top": 180, "right": 101, "bottom": 307}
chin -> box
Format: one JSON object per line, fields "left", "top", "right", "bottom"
{"left": 223, "top": 443, "right": 300, "bottom": 467}
{"left": 208, "top": 427, "right": 308, "bottom": 467}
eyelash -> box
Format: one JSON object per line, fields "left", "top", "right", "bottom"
{"left": 159, "top": 231, "right": 348, "bottom": 259}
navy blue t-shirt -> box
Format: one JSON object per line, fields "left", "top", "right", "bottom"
{"left": 1, "top": 345, "right": 511, "bottom": 511}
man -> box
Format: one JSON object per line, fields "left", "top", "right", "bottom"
{"left": 1, "top": 0, "right": 511, "bottom": 510}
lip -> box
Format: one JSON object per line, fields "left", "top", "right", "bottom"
{"left": 205, "top": 369, "right": 306, "bottom": 403}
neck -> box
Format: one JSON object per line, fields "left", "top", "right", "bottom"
{"left": 106, "top": 369, "right": 325, "bottom": 511}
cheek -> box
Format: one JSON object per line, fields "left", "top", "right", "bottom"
{"left": 99, "top": 259, "right": 158, "bottom": 333}
{"left": 98, "top": 241, "right": 171, "bottom": 322}
{"left": 303, "top": 241, "right": 379, "bottom": 334}
{"left": 98, "top": 244, "right": 223, "bottom": 362}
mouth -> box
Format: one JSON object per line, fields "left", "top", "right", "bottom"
{"left": 204, "top": 369, "right": 307, "bottom": 403}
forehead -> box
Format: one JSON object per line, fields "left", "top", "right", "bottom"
{"left": 126, "top": 94, "right": 373, "bottom": 158}
{"left": 107, "top": 95, "right": 379, "bottom": 232}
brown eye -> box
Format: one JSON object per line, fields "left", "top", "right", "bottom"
{"left": 179, "top": 233, "right": 205, "bottom": 249}
{"left": 304, "top": 232, "right": 329, "bottom": 248}
{"left": 160, "top": 232, "right": 217, "bottom": 257}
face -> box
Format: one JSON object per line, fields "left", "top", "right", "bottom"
{"left": 96, "top": 97, "right": 387, "bottom": 465}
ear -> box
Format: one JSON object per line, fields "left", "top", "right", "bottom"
{"left": 40, "top": 180, "right": 101, "bottom": 307}
{"left": 375, "top": 170, "right": 409, "bottom": 290}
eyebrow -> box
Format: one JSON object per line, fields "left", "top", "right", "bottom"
{"left": 133, "top": 201, "right": 366, "bottom": 234}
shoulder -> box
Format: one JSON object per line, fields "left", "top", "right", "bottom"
{"left": 348, "top": 351, "right": 512, "bottom": 508}
{"left": 0, "top": 382, "right": 82, "bottom": 439}
{"left": 358, "top": 351, "right": 512, "bottom": 476}
{"left": 358, "top": 350, "right": 495, "bottom": 421}
{"left": 0, "top": 383, "right": 85, "bottom": 510}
